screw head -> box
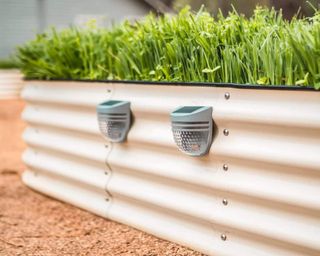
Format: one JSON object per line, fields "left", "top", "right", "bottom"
{"left": 222, "top": 199, "right": 228, "bottom": 205}
{"left": 223, "top": 129, "right": 229, "bottom": 136}
{"left": 221, "top": 234, "right": 227, "bottom": 241}
{"left": 223, "top": 164, "right": 228, "bottom": 171}
{"left": 224, "top": 92, "right": 230, "bottom": 100}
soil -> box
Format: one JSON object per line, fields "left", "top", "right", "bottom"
{"left": 0, "top": 99, "right": 204, "bottom": 256}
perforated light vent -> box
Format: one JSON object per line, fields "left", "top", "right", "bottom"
{"left": 171, "top": 106, "right": 213, "bottom": 156}
{"left": 97, "top": 100, "right": 131, "bottom": 142}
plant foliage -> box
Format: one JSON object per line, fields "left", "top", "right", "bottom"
{"left": 17, "top": 6, "right": 320, "bottom": 89}
{"left": 0, "top": 59, "right": 20, "bottom": 69}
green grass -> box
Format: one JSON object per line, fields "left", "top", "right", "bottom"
{"left": 0, "top": 59, "right": 20, "bottom": 69}
{"left": 17, "top": 6, "right": 320, "bottom": 89}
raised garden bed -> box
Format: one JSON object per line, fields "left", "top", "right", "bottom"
{"left": 0, "top": 70, "right": 23, "bottom": 99}
{"left": 19, "top": 6, "right": 320, "bottom": 256}
{"left": 21, "top": 80, "right": 320, "bottom": 256}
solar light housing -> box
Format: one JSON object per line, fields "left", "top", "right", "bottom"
{"left": 97, "top": 100, "right": 131, "bottom": 142}
{"left": 171, "top": 106, "right": 213, "bottom": 156}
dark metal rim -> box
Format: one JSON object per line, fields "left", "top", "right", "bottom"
{"left": 23, "top": 78, "right": 319, "bottom": 92}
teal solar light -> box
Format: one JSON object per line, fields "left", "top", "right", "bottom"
{"left": 97, "top": 100, "right": 131, "bottom": 142}
{"left": 170, "top": 106, "right": 213, "bottom": 156}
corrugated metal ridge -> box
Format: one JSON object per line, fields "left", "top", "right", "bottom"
{"left": 21, "top": 81, "right": 114, "bottom": 107}
{"left": 108, "top": 150, "right": 320, "bottom": 214}
{"left": 0, "top": 70, "right": 24, "bottom": 99}
{"left": 22, "top": 170, "right": 111, "bottom": 218}
{"left": 23, "top": 148, "right": 108, "bottom": 191}
{"left": 108, "top": 189, "right": 319, "bottom": 255}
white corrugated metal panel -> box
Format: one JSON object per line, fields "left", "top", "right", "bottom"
{"left": 22, "top": 81, "right": 113, "bottom": 218}
{"left": 22, "top": 81, "right": 114, "bottom": 107}
{"left": 0, "top": 70, "right": 24, "bottom": 99}
{"left": 22, "top": 81, "right": 320, "bottom": 256}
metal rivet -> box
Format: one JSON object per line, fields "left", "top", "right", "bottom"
{"left": 224, "top": 92, "right": 230, "bottom": 100}
{"left": 223, "top": 164, "right": 228, "bottom": 171}
{"left": 222, "top": 199, "right": 228, "bottom": 205}
{"left": 223, "top": 129, "right": 229, "bottom": 136}
{"left": 221, "top": 234, "right": 227, "bottom": 241}
{"left": 104, "top": 171, "right": 109, "bottom": 175}
{"left": 107, "top": 89, "right": 111, "bottom": 93}
{"left": 105, "top": 145, "right": 109, "bottom": 148}
{"left": 105, "top": 198, "right": 110, "bottom": 202}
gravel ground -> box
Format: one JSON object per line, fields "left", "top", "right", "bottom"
{"left": 0, "top": 99, "right": 204, "bottom": 256}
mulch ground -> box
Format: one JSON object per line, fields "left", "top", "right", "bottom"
{"left": 0, "top": 99, "right": 204, "bottom": 256}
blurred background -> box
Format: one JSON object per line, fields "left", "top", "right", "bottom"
{"left": 1, "top": 0, "right": 319, "bottom": 60}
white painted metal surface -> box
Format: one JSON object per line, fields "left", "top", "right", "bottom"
{"left": 0, "top": 70, "right": 23, "bottom": 99}
{"left": 22, "top": 81, "right": 320, "bottom": 256}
